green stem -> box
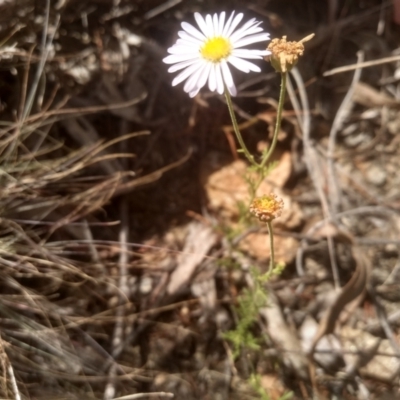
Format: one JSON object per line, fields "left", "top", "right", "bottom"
{"left": 260, "top": 72, "right": 287, "bottom": 168}
{"left": 266, "top": 220, "right": 275, "bottom": 274}
{"left": 224, "top": 86, "right": 255, "bottom": 166}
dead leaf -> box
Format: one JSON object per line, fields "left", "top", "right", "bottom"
{"left": 167, "top": 222, "right": 217, "bottom": 295}
{"left": 240, "top": 232, "right": 298, "bottom": 265}
{"left": 260, "top": 374, "right": 286, "bottom": 400}
{"left": 201, "top": 153, "right": 297, "bottom": 221}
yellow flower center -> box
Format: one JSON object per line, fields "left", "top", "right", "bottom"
{"left": 200, "top": 37, "right": 232, "bottom": 62}
{"left": 249, "top": 194, "right": 284, "bottom": 223}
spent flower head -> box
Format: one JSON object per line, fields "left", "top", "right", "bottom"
{"left": 250, "top": 194, "right": 284, "bottom": 223}
{"left": 163, "top": 11, "right": 271, "bottom": 97}
{"left": 267, "top": 34, "right": 314, "bottom": 73}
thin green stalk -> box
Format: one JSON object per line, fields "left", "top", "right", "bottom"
{"left": 260, "top": 71, "right": 287, "bottom": 168}
{"left": 266, "top": 220, "right": 275, "bottom": 274}
{"left": 224, "top": 86, "right": 255, "bottom": 165}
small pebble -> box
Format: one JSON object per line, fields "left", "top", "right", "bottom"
{"left": 343, "top": 131, "right": 372, "bottom": 147}
{"left": 139, "top": 276, "right": 152, "bottom": 294}
{"left": 384, "top": 243, "right": 398, "bottom": 255}
{"left": 366, "top": 165, "right": 386, "bottom": 186}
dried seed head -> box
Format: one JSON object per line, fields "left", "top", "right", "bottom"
{"left": 266, "top": 34, "right": 314, "bottom": 73}
{"left": 249, "top": 194, "right": 284, "bottom": 223}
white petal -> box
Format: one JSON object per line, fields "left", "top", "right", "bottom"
{"left": 194, "top": 13, "right": 211, "bottom": 37}
{"left": 176, "top": 39, "right": 202, "bottom": 51}
{"left": 187, "top": 62, "right": 212, "bottom": 96}
{"left": 231, "top": 49, "right": 265, "bottom": 59}
{"left": 215, "top": 64, "right": 224, "bottom": 94}
{"left": 213, "top": 13, "right": 219, "bottom": 36}
{"left": 222, "top": 11, "right": 235, "bottom": 37}
{"left": 228, "top": 83, "right": 237, "bottom": 96}
{"left": 168, "top": 59, "right": 198, "bottom": 73}
{"left": 208, "top": 64, "right": 217, "bottom": 92}
{"left": 168, "top": 45, "right": 198, "bottom": 55}
{"left": 229, "top": 18, "right": 258, "bottom": 41}
{"left": 183, "top": 65, "right": 205, "bottom": 93}
{"left": 227, "top": 56, "right": 249, "bottom": 72}
{"left": 205, "top": 14, "right": 214, "bottom": 36}
{"left": 172, "top": 62, "right": 202, "bottom": 86}
{"left": 189, "top": 87, "right": 201, "bottom": 98}
{"left": 220, "top": 60, "right": 236, "bottom": 96}
{"left": 220, "top": 60, "right": 233, "bottom": 87}
{"left": 197, "top": 62, "right": 212, "bottom": 91}
{"left": 163, "top": 53, "right": 199, "bottom": 64}
{"left": 230, "top": 26, "right": 264, "bottom": 43}
{"left": 228, "top": 55, "right": 261, "bottom": 73}
{"left": 224, "top": 13, "right": 243, "bottom": 37}
{"left": 234, "top": 33, "right": 271, "bottom": 48}
{"left": 178, "top": 30, "right": 204, "bottom": 45}
{"left": 218, "top": 12, "right": 226, "bottom": 36}
{"left": 181, "top": 21, "right": 206, "bottom": 41}
{"left": 187, "top": 63, "right": 211, "bottom": 97}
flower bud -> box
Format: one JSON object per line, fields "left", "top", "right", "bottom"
{"left": 266, "top": 34, "right": 314, "bottom": 73}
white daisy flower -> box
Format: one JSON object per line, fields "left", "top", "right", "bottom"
{"left": 163, "top": 11, "right": 271, "bottom": 98}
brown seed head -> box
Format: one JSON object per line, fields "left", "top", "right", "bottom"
{"left": 249, "top": 194, "right": 284, "bottom": 223}
{"left": 267, "top": 34, "right": 314, "bottom": 73}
